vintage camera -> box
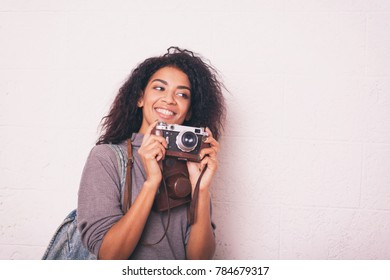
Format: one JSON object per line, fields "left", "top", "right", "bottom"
{"left": 153, "top": 122, "right": 209, "bottom": 162}
{"left": 152, "top": 122, "right": 210, "bottom": 212}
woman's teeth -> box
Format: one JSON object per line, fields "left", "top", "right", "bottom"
{"left": 156, "top": 108, "right": 174, "bottom": 116}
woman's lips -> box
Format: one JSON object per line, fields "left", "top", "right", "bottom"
{"left": 155, "top": 107, "right": 176, "bottom": 119}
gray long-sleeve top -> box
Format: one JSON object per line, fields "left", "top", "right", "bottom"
{"left": 77, "top": 133, "right": 195, "bottom": 259}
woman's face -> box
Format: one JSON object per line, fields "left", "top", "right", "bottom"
{"left": 138, "top": 66, "right": 192, "bottom": 134}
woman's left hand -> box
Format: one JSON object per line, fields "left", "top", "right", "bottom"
{"left": 187, "top": 127, "right": 219, "bottom": 193}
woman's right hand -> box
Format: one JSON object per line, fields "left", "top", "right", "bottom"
{"left": 137, "top": 120, "right": 167, "bottom": 189}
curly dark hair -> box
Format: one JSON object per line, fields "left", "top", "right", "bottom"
{"left": 97, "top": 47, "right": 226, "bottom": 145}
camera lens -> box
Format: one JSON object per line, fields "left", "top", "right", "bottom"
{"left": 182, "top": 132, "right": 196, "bottom": 148}
{"left": 176, "top": 130, "right": 198, "bottom": 152}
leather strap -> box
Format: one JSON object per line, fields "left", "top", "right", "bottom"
{"left": 122, "top": 139, "right": 133, "bottom": 214}
{"left": 188, "top": 166, "right": 207, "bottom": 224}
{"left": 142, "top": 176, "right": 171, "bottom": 246}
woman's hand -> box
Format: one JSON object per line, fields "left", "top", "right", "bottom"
{"left": 187, "top": 127, "right": 220, "bottom": 193}
{"left": 138, "top": 120, "right": 167, "bottom": 188}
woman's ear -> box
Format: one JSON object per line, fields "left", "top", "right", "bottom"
{"left": 137, "top": 95, "right": 144, "bottom": 108}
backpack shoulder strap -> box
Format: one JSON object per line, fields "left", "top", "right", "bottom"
{"left": 108, "top": 140, "right": 133, "bottom": 214}
{"left": 123, "top": 140, "right": 133, "bottom": 213}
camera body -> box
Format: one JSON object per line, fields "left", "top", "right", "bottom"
{"left": 153, "top": 122, "right": 209, "bottom": 162}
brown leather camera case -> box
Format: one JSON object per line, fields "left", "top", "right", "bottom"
{"left": 153, "top": 157, "right": 192, "bottom": 212}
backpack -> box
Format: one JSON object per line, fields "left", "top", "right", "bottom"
{"left": 42, "top": 143, "right": 130, "bottom": 260}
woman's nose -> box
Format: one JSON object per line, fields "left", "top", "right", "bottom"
{"left": 162, "top": 91, "right": 176, "bottom": 104}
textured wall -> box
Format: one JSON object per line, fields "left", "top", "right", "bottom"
{"left": 1, "top": 0, "right": 390, "bottom": 259}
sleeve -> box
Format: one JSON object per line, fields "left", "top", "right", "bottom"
{"left": 77, "top": 144, "right": 123, "bottom": 256}
{"left": 184, "top": 198, "right": 216, "bottom": 245}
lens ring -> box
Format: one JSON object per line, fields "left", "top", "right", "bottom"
{"left": 176, "top": 130, "right": 198, "bottom": 152}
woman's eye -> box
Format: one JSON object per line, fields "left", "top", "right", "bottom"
{"left": 154, "top": 86, "right": 164, "bottom": 91}
{"left": 177, "top": 92, "right": 190, "bottom": 99}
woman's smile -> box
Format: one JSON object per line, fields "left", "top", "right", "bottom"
{"left": 138, "top": 66, "right": 192, "bottom": 134}
{"left": 155, "top": 107, "right": 176, "bottom": 118}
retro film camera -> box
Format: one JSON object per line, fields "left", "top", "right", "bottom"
{"left": 153, "top": 122, "right": 209, "bottom": 162}
{"left": 152, "top": 122, "right": 209, "bottom": 212}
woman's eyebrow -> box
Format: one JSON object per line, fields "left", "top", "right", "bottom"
{"left": 151, "top": 78, "right": 168, "bottom": 85}
{"left": 177, "top": 85, "right": 191, "bottom": 91}
{"left": 151, "top": 79, "right": 191, "bottom": 91}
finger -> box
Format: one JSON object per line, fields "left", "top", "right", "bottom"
{"left": 148, "top": 135, "right": 168, "bottom": 149}
{"left": 157, "top": 146, "right": 166, "bottom": 161}
{"left": 156, "top": 151, "right": 163, "bottom": 162}
{"left": 205, "top": 127, "right": 214, "bottom": 139}
{"left": 202, "top": 138, "right": 219, "bottom": 154}
{"left": 144, "top": 120, "right": 160, "bottom": 137}
{"left": 152, "top": 145, "right": 166, "bottom": 159}
{"left": 199, "top": 156, "right": 218, "bottom": 172}
{"left": 142, "top": 133, "right": 167, "bottom": 148}
{"left": 199, "top": 147, "right": 217, "bottom": 160}
{"left": 144, "top": 144, "right": 165, "bottom": 160}
{"left": 203, "top": 128, "right": 219, "bottom": 145}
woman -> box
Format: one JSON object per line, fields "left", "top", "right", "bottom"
{"left": 77, "top": 47, "right": 226, "bottom": 260}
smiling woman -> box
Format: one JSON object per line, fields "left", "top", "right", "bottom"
{"left": 70, "top": 47, "right": 227, "bottom": 260}
{"left": 97, "top": 47, "right": 226, "bottom": 145}
{"left": 137, "top": 67, "right": 192, "bottom": 133}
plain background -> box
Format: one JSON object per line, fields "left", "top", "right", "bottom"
{"left": 1, "top": 0, "right": 390, "bottom": 259}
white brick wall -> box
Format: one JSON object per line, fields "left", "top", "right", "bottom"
{"left": 1, "top": 0, "right": 389, "bottom": 259}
